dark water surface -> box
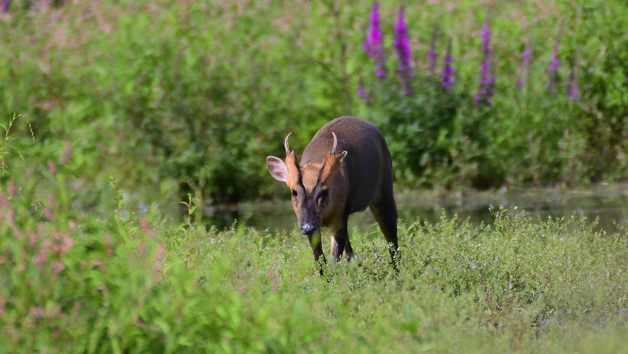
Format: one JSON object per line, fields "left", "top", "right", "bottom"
{"left": 203, "top": 186, "right": 628, "bottom": 235}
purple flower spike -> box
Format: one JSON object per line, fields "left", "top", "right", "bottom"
{"left": 481, "top": 23, "right": 491, "bottom": 55}
{"left": 548, "top": 52, "right": 560, "bottom": 73}
{"left": 394, "top": 6, "right": 413, "bottom": 76}
{"left": 364, "top": 3, "right": 386, "bottom": 77}
{"left": 1, "top": 0, "right": 11, "bottom": 13}
{"left": 441, "top": 40, "right": 455, "bottom": 90}
{"left": 565, "top": 59, "right": 580, "bottom": 101}
{"left": 394, "top": 6, "right": 413, "bottom": 94}
{"left": 475, "top": 22, "right": 495, "bottom": 106}
{"left": 427, "top": 50, "right": 436, "bottom": 68}
{"left": 547, "top": 51, "right": 561, "bottom": 93}
{"left": 566, "top": 84, "right": 579, "bottom": 101}
{"left": 569, "top": 87, "right": 580, "bottom": 101}
{"left": 357, "top": 79, "right": 370, "bottom": 103}
{"left": 427, "top": 25, "right": 439, "bottom": 75}
{"left": 516, "top": 49, "right": 532, "bottom": 90}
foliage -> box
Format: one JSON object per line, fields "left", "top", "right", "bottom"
{"left": 358, "top": 0, "right": 628, "bottom": 189}
{"left": 1, "top": 145, "right": 628, "bottom": 352}
{"left": 0, "top": 1, "right": 627, "bottom": 206}
{"left": 2, "top": 1, "right": 628, "bottom": 351}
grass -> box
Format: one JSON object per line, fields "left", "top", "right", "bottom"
{"left": 2, "top": 163, "right": 627, "bottom": 352}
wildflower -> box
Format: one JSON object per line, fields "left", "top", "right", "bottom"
{"left": 516, "top": 49, "right": 531, "bottom": 90}
{"left": 364, "top": 3, "right": 386, "bottom": 77}
{"left": 154, "top": 243, "right": 166, "bottom": 272}
{"left": 441, "top": 39, "right": 455, "bottom": 90}
{"left": 427, "top": 25, "right": 439, "bottom": 75}
{"left": 567, "top": 85, "right": 579, "bottom": 101}
{"left": 565, "top": 58, "right": 580, "bottom": 101}
{"left": 547, "top": 27, "right": 563, "bottom": 93}
{"left": 34, "top": 252, "right": 47, "bottom": 268}
{"left": 474, "top": 22, "right": 495, "bottom": 106}
{"left": 1, "top": 0, "right": 11, "bottom": 14}
{"left": 51, "top": 261, "right": 65, "bottom": 275}
{"left": 547, "top": 52, "right": 560, "bottom": 73}
{"left": 480, "top": 23, "right": 491, "bottom": 54}
{"left": 394, "top": 6, "right": 414, "bottom": 78}
{"left": 357, "top": 79, "right": 370, "bottom": 103}
{"left": 61, "top": 140, "right": 72, "bottom": 164}
{"left": 47, "top": 160, "right": 56, "bottom": 174}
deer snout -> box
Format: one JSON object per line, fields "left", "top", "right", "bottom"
{"left": 300, "top": 223, "right": 317, "bottom": 236}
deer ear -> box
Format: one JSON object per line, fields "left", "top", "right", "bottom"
{"left": 284, "top": 152, "right": 301, "bottom": 186}
{"left": 320, "top": 150, "right": 347, "bottom": 185}
{"left": 267, "top": 156, "right": 288, "bottom": 182}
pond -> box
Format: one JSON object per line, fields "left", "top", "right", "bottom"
{"left": 202, "top": 185, "right": 628, "bottom": 236}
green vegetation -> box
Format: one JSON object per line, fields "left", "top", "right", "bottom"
{"left": 2, "top": 1, "right": 628, "bottom": 205}
{"left": 2, "top": 152, "right": 628, "bottom": 352}
{"left": 2, "top": 0, "right": 628, "bottom": 351}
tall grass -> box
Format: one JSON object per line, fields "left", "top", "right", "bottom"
{"left": 1, "top": 139, "right": 628, "bottom": 352}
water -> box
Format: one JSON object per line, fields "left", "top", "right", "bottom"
{"left": 202, "top": 186, "right": 628, "bottom": 235}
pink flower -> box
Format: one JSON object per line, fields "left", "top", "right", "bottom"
{"left": 47, "top": 161, "right": 56, "bottom": 175}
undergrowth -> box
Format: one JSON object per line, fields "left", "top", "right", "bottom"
{"left": 1, "top": 142, "right": 627, "bottom": 352}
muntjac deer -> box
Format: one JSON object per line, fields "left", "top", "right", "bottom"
{"left": 266, "top": 116, "right": 399, "bottom": 269}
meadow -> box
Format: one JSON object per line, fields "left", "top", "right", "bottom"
{"left": 1, "top": 161, "right": 628, "bottom": 352}
{"left": 1, "top": 0, "right": 628, "bottom": 352}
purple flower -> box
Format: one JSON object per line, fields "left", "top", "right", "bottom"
{"left": 548, "top": 52, "right": 560, "bottom": 73}
{"left": 364, "top": 3, "right": 386, "bottom": 77}
{"left": 481, "top": 23, "right": 491, "bottom": 55}
{"left": 441, "top": 40, "right": 455, "bottom": 90}
{"left": 516, "top": 49, "right": 532, "bottom": 90}
{"left": 565, "top": 61, "right": 580, "bottom": 101}
{"left": 1, "top": 0, "right": 11, "bottom": 13}
{"left": 427, "top": 50, "right": 436, "bottom": 68}
{"left": 393, "top": 6, "right": 413, "bottom": 94}
{"left": 522, "top": 50, "right": 531, "bottom": 65}
{"left": 357, "top": 79, "right": 370, "bottom": 103}
{"left": 475, "top": 22, "right": 495, "bottom": 106}
{"left": 427, "top": 25, "right": 439, "bottom": 75}
{"left": 547, "top": 51, "right": 561, "bottom": 93}
{"left": 393, "top": 7, "right": 413, "bottom": 76}
{"left": 568, "top": 86, "right": 580, "bottom": 101}
{"left": 565, "top": 82, "right": 579, "bottom": 101}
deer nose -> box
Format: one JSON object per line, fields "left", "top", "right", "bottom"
{"left": 300, "top": 223, "right": 317, "bottom": 236}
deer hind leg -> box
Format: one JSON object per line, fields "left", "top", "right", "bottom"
{"left": 369, "top": 194, "right": 399, "bottom": 269}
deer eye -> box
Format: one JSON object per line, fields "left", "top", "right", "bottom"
{"left": 291, "top": 189, "right": 298, "bottom": 198}
{"left": 319, "top": 189, "right": 329, "bottom": 202}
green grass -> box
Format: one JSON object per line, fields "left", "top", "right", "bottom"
{"left": 2, "top": 162, "right": 627, "bottom": 352}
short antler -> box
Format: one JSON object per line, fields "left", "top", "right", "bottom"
{"left": 285, "top": 133, "right": 292, "bottom": 155}
{"left": 331, "top": 132, "right": 337, "bottom": 155}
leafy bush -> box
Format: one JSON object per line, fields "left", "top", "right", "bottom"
{"left": 357, "top": 1, "right": 628, "bottom": 189}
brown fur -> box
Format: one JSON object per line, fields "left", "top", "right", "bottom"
{"left": 267, "top": 116, "right": 399, "bottom": 271}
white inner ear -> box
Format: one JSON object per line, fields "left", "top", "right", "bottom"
{"left": 266, "top": 156, "right": 288, "bottom": 183}
{"left": 339, "top": 150, "right": 348, "bottom": 160}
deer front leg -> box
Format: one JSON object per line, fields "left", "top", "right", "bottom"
{"left": 330, "top": 223, "right": 350, "bottom": 262}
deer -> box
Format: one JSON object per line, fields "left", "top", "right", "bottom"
{"left": 266, "top": 116, "right": 399, "bottom": 271}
